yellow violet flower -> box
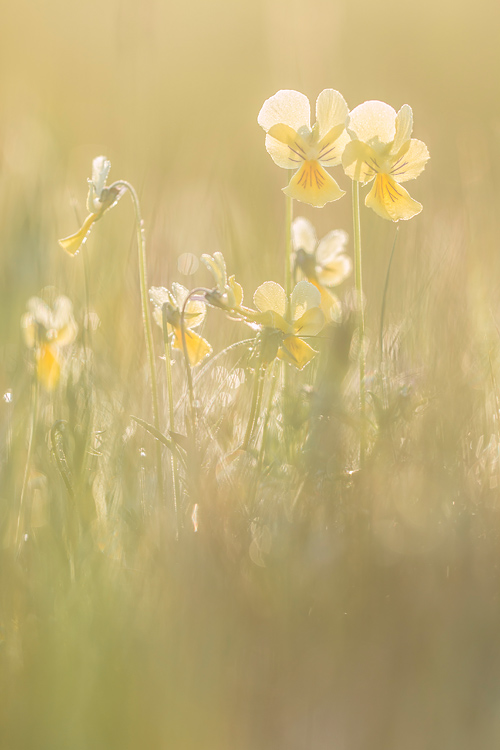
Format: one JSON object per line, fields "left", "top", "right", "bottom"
{"left": 150, "top": 283, "right": 212, "bottom": 367}
{"left": 201, "top": 252, "right": 247, "bottom": 319}
{"left": 251, "top": 280, "right": 325, "bottom": 370}
{"left": 21, "top": 296, "right": 78, "bottom": 390}
{"left": 291, "top": 216, "right": 352, "bottom": 319}
{"left": 342, "top": 101, "right": 429, "bottom": 221}
{"left": 258, "top": 89, "right": 350, "bottom": 208}
{"left": 59, "top": 156, "right": 124, "bottom": 255}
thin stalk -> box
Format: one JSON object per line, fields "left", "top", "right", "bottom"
{"left": 352, "top": 181, "right": 366, "bottom": 466}
{"left": 257, "top": 360, "right": 278, "bottom": 472}
{"left": 16, "top": 373, "right": 39, "bottom": 549}
{"left": 162, "top": 305, "right": 179, "bottom": 534}
{"left": 285, "top": 189, "right": 294, "bottom": 301}
{"left": 243, "top": 364, "right": 265, "bottom": 450}
{"left": 111, "top": 180, "right": 163, "bottom": 499}
{"left": 379, "top": 226, "right": 399, "bottom": 365}
{"left": 180, "top": 287, "right": 209, "bottom": 435}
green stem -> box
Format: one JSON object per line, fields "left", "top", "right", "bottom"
{"left": 112, "top": 180, "right": 163, "bottom": 499}
{"left": 257, "top": 360, "right": 278, "bottom": 471}
{"left": 243, "top": 364, "right": 265, "bottom": 450}
{"left": 16, "top": 373, "right": 39, "bottom": 549}
{"left": 180, "top": 287, "right": 209, "bottom": 435}
{"left": 379, "top": 226, "right": 399, "bottom": 366}
{"left": 352, "top": 181, "right": 366, "bottom": 466}
{"left": 162, "top": 305, "right": 179, "bottom": 535}
{"left": 285, "top": 189, "right": 294, "bottom": 301}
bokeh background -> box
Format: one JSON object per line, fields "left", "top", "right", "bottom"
{"left": 2, "top": 0, "right": 500, "bottom": 748}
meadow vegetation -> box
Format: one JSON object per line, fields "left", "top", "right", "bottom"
{"left": 2, "top": 1, "right": 500, "bottom": 748}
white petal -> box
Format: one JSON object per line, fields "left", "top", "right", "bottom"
{"left": 315, "top": 229, "right": 348, "bottom": 265}
{"left": 390, "top": 139, "right": 429, "bottom": 183}
{"left": 392, "top": 105, "right": 413, "bottom": 155}
{"left": 290, "top": 280, "right": 321, "bottom": 321}
{"left": 347, "top": 100, "right": 397, "bottom": 146}
{"left": 150, "top": 286, "right": 172, "bottom": 307}
{"left": 315, "top": 89, "right": 349, "bottom": 141}
{"left": 291, "top": 217, "right": 317, "bottom": 255}
{"left": 91, "top": 156, "right": 111, "bottom": 199}
{"left": 253, "top": 281, "right": 286, "bottom": 316}
{"left": 258, "top": 90, "right": 311, "bottom": 133}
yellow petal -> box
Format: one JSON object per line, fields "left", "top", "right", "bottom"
{"left": 347, "top": 100, "right": 397, "bottom": 146}
{"left": 258, "top": 90, "right": 311, "bottom": 133}
{"left": 316, "top": 286, "right": 341, "bottom": 321}
{"left": 290, "top": 280, "right": 321, "bottom": 320}
{"left": 172, "top": 328, "right": 212, "bottom": 366}
{"left": 265, "top": 125, "right": 308, "bottom": 169}
{"left": 315, "top": 89, "right": 349, "bottom": 141}
{"left": 293, "top": 306, "right": 325, "bottom": 337}
{"left": 284, "top": 161, "right": 345, "bottom": 208}
{"left": 317, "top": 125, "right": 350, "bottom": 168}
{"left": 228, "top": 276, "right": 244, "bottom": 307}
{"left": 37, "top": 345, "right": 60, "bottom": 390}
{"left": 342, "top": 140, "right": 380, "bottom": 184}
{"left": 365, "top": 173, "right": 422, "bottom": 222}
{"left": 58, "top": 213, "right": 98, "bottom": 256}
{"left": 389, "top": 139, "right": 429, "bottom": 183}
{"left": 278, "top": 336, "right": 318, "bottom": 370}
{"left": 253, "top": 281, "right": 286, "bottom": 316}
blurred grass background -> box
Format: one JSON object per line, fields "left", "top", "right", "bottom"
{"left": 2, "top": 0, "right": 500, "bottom": 748}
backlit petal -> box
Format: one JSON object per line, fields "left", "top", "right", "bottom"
{"left": 258, "top": 90, "right": 311, "bottom": 133}
{"left": 342, "top": 140, "right": 380, "bottom": 184}
{"left": 278, "top": 336, "right": 318, "bottom": 370}
{"left": 265, "top": 124, "right": 308, "bottom": 168}
{"left": 317, "top": 126, "right": 350, "bottom": 168}
{"left": 291, "top": 217, "right": 317, "bottom": 256}
{"left": 392, "top": 105, "right": 413, "bottom": 155}
{"left": 290, "top": 280, "right": 321, "bottom": 321}
{"left": 91, "top": 156, "right": 111, "bottom": 199}
{"left": 253, "top": 281, "right": 286, "bottom": 316}
{"left": 293, "top": 307, "right": 325, "bottom": 337}
{"left": 315, "top": 89, "right": 349, "bottom": 141}
{"left": 284, "top": 161, "right": 345, "bottom": 208}
{"left": 390, "top": 139, "right": 429, "bottom": 183}
{"left": 348, "top": 100, "right": 397, "bottom": 146}
{"left": 365, "top": 173, "right": 422, "bottom": 221}
{"left": 315, "top": 229, "right": 348, "bottom": 265}
{"left": 58, "top": 213, "right": 98, "bottom": 255}
{"left": 316, "top": 256, "right": 352, "bottom": 287}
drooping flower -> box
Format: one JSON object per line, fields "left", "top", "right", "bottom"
{"left": 59, "top": 156, "right": 124, "bottom": 255}
{"left": 291, "top": 216, "right": 352, "bottom": 319}
{"left": 150, "top": 283, "right": 212, "bottom": 366}
{"left": 342, "top": 101, "right": 429, "bottom": 221}
{"left": 250, "top": 280, "right": 325, "bottom": 370}
{"left": 21, "top": 295, "right": 78, "bottom": 390}
{"left": 258, "top": 89, "right": 350, "bottom": 208}
{"left": 201, "top": 252, "right": 245, "bottom": 315}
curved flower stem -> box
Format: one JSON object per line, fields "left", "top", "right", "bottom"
{"left": 352, "top": 181, "right": 366, "bottom": 467}
{"left": 111, "top": 180, "right": 163, "bottom": 499}
{"left": 162, "top": 305, "right": 179, "bottom": 536}
{"left": 16, "top": 373, "right": 39, "bottom": 549}
{"left": 180, "top": 287, "right": 211, "bottom": 435}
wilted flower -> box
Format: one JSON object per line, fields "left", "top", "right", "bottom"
{"left": 342, "top": 101, "right": 429, "bottom": 221}
{"left": 59, "top": 156, "right": 124, "bottom": 255}
{"left": 250, "top": 280, "right": 325, "bottom": 370}
{"left": 150, "top": 283, "right": 212, "bottom": 366}
{"left": 201, "top": 252, "right": 244, "bottom": 313}
{"left": 291, "top": 216, "right": 352, "bottom": 319}
{"left": 21, "top": 295, "right": 78, "bottom": 389}
{"left": 258, "top": 89, "right": 350, "bottom": 207}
